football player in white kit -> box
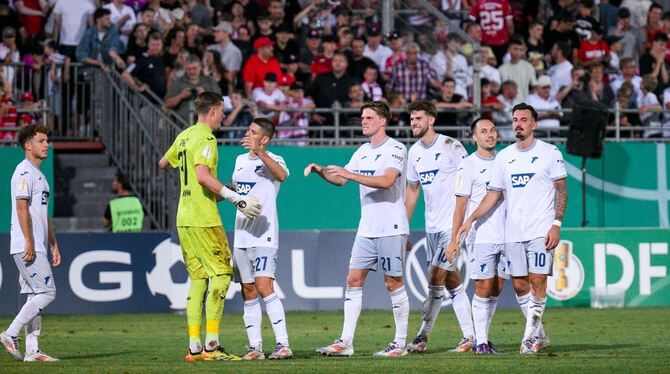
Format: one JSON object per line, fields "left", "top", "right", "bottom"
{"left": 307, "top": 101, "right": 410, "bottom": 357}
{"left": 447, "top": 117, "right": 509, "bottom": 355}
{"left": 1, "top": 125, "right": 60, "bottom": 362}
{"left": 231, "top": 118, "right": 292, "bottom": 360}
{"left": 403, "top": 101, "right": 476, "bottom": 353}
{"left": 459, "top": 103, "right": 567, "bottom": 354}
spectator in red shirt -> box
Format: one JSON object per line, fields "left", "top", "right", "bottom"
{"left": 469, "top": 0, "right": 515, "bottom": 64}
{"left": 15, "top": 0, "right": 48, "bottom": 37}
{"left": 578, "top": 26, "right": 609, "bottom": 67}
{"left": 242, "top": 36, "right": 283, "bottom": 97}
{"left": 310, "top": 34, "right": 337, "bottom": 81}
{"left": 480, "top": 78, "right": 503, "bottom": 119}
{"left": 642, "top": 3, "right": 664, "bottom": 55}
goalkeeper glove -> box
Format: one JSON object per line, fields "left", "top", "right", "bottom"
{"left": 219, "top": 186, "right": 263, "bottom": 219}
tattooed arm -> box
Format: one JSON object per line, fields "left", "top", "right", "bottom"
{"left": 546, "top": 178, "right": 567, "bottom": 250}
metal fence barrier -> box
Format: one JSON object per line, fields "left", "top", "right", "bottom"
{"left": 88, "top": 67, "right": 181, "bottom": 231}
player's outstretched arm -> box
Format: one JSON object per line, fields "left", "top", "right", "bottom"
{"left": 304, "top": 163, "right": 348, "bottom": 186}
{"left": 195, "top": 164, "right": 262, "bottom": 219}
{"left": 330, "top": 167, "right": 399, "bottom": 189}
{"left": 546, "top": 177, "right": 567, "bottom": 250}
{"left": 447, "top": 196, "right": 469, "bottom": 262}
{"left": 457, "top": 190, "right": 502, "bottom": 240}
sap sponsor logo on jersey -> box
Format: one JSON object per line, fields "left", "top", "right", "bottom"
{"left": 358, "top": 170, "right": 375, "bottom": 177}
{"left": 511, "top": 173, "right": 535, "bottom": 188}
{"left": 236, "top": 182, "right": 256, "bottom": 195}
{"left": 419, "top": 169, "right": 439, "bottom": 185}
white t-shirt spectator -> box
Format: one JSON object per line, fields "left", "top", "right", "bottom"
{"left": 640, "top": 91, "right": 662, "bottom": 138}
{"left": 363, "top": 44, "right": 393, "bottom": 74}
{"left": 525, "top": 92, "right": 562, "bottom": 128}
{"left": 207, "top": 42, "right": 243, "bottom": 72}
{"left": 547, "top": 60, "right": 573, "bottom": 98}
{"left": 252, "top": 87, "right": 286, "bottom": 119}
{"left": 103, "top": 2, "right": 137, "bottom": 48}
{"left": 0, "top": 43, "right": 20, "bottom": 87}
{"left": 430, "top": 50, "right": 471, "bottom": 98}
{"left": 54, "top": 0, "right": 96, "bottom": 46}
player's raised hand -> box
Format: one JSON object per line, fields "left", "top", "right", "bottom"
{"left": 303, "top": 163, "right": 322, "bottom": 176}
{"left": 241, "top": 135, "right": 264, "bottom": 155}
{"left": 545, "top": 225, "right": 560, "bottom": 250}
{"left": 22, "top": 242, "right": 35, "bottom": 263}
{"left": 51, "top": 244, "right": 61, "bottom": 267}
{"left": 236, "top": 195, "right": 263, "bottom": 219}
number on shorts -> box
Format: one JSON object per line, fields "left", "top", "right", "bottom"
{"left": 438, "top": 250, "right": 448, "bottom": 263}
{"left": 254, "top": 256, "right": 268, "bottom": 272}
{"left": 381, "top": 257, "right": 391, "bottom": 271}
{"left": 534, "top": 253, "right": 546, "bottom": 267}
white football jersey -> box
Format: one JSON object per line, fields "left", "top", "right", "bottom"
{"left": 232, "top": 151, "right": 289, "bottom": 249}
{"left": 407, "top": 134, "right": 467, "bottom": 233}
{"left": 345, "top": 137, "right": 409, "bottom": 237}
{"left": 454, "top": 152, "right": 505, "bottom": 245}
{"left": 10, "top": 159, "right": 50, "bottom": 255}
{"left": 488, "top": 139, "right": 567, "bottom": 242}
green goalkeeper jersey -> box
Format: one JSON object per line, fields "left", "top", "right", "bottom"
{"left": 163, "top": 122, "right": 221, "bottom": 227}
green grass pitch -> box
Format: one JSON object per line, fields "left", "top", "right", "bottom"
{"left": 1, "top": 308, "right": 669, "bottom": 373}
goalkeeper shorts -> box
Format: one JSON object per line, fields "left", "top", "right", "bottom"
{"left": 178, "top": 226, "right": 233, "bottom": 279}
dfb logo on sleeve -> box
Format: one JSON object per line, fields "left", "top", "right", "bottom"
{"left": 511, "top": 173, "right": 535, "bottom": 188}
{"left": 419, "top": 169, "right": 439, "bottom": 185}
{"left": 236, "top": 182, "right": 256, "bottom": 195}
{"left": 358, "top": 170, "right": 375, "bottom": 177}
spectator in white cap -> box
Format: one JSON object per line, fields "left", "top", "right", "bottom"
{"left": 208, "top": 22, "right": 243, "bottom": 85}
{"left": 525, "top": 75, "right": 562, "bottom": 132}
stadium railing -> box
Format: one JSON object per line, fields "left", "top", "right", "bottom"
{"left": 91, "top": 67, "right": 181, "bottom": 231}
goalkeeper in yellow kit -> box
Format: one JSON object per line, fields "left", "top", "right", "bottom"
{"left": 159, "top": 92, "right": 262, "bottom": 362}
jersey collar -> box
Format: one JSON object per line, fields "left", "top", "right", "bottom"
{"left": 474, "top": 150, "right": 496, "bottom": 160}
{"left": 419, "top": 134, "right": 440, "bottom": 149}
{"left": 370, "top": 136, "right": 390, "bottom": 149}
{"left": 195, "top": 122, "right": 213, "bottom": 133}
{"left": 515, "top": 139, "right": 537, "bottom": 152}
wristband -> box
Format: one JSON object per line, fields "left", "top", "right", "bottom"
{"left": 219, "top": 186, "right": 241, "bottom": 204}
{"left": 553, "top": 219, "right": 562, "bottom": 227}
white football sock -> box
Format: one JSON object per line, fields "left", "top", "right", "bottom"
{"left": 7, "top": 292, "right": 55, "bottom": 337}
{"left": 24, "top": 295, "right": 41, "bottom": 355}
{"left": 523, "top": 296, "right": 547, "bottom": 341}
{"left": 417, "top": 284, "right": 444, "bottom": 337}
{"left": 243, "top": 297, "right": 263, "bottom": 350}
{"left": 263, "top": 293, "right": 289, "bottom": 346}
{"left": 390, "top": 287, "right": 409, "bottom": 347}
{"left": 487, "top": 296, "right": 498, "bottom": 336}
{"left": 516, "top": 292, "right": 546, "bottom": 339}
{"left": 340, "top": 287, "right": 362, "bottom": 346}
{"left": 471, "top": 295, "right": 490, "bottom": 345}
{"left": 448, "top": 284, "right": 475, "bottom": 339}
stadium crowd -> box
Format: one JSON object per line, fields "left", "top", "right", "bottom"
{"left": 1, "top": 0, "right": 670, "bottom": 140}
